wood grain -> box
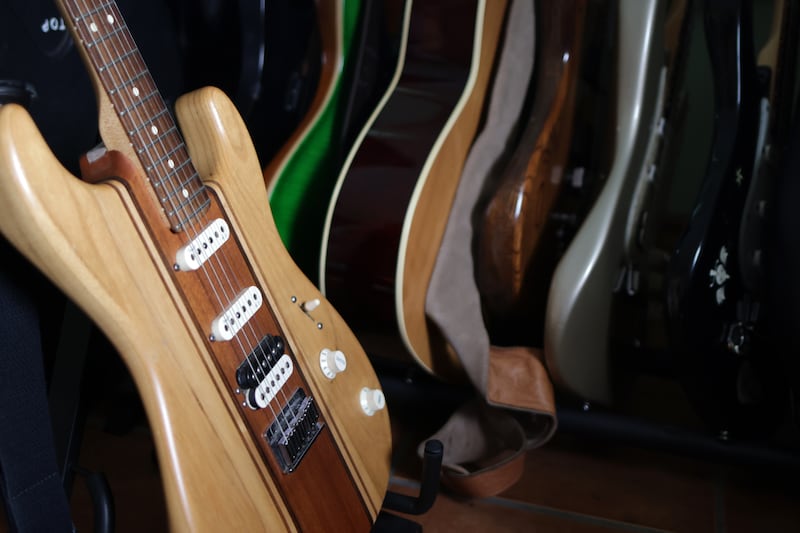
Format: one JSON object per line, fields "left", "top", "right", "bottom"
{"left": 476, "top": 0, "right": 588, "bottom": 344}
{"left": 0, "top": 0, "right": 392, "bottom": 527}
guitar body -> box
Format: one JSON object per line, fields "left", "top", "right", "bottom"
{"left": 321, "top": 0, "right": 507, "bottom": 378}
{"left": 738, "top": 0, "right": 798, "bottom": 295}
{"left": 264, "top": 0, "right": 361, "bottom": 282}
{"left": 665, "top": 0, "right": 786, "bottom": 436}
{"left": 544, "top": 0, "right": 666, "bottom": 403}
{"left": 0, "top": 89, "right": 391, "bottom": 531}
{"left": 0, "top": 2, "right": 391, "bottom": 529}
{"left": 476, "top": 0, "right": 613, "bottom": 346}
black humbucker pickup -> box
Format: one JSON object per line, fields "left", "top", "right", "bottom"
{"left": 235, "top": 334, "right": 285, "bottom": 389}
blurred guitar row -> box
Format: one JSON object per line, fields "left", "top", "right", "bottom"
{"left": 3, "top": 0, "right": 798, "bottom": 442}
{"left": 261, "top": 0, "right": 800, "bottom": 442}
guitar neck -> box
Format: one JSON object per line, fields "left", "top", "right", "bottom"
{"left": 57, "top": 0, "right": 207, "bottom": 232}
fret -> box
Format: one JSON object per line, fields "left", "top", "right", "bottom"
{"left": 136, "top": 125, "right": 179, "bottom": 155}
{"left": 85, "top": 23, "right": 126, "bottom": 49}
{"left": 108, "top": 71, "right": 148, "bottom": 96}
{"left": 118, "top": 89, "right": 159, "bottom": 117}
{"left": 146, "top": 145, "right": 186, "bottom": 172}
{"left": 171, "top": 195, "right": 213, "bottom": 232}
{"left": 72, "top": 1, "right": 115, "bottom": 23}
{"left": 160, "top": 158, "right": 194, "bottom": 186}
{"left": 97, "top": 47, "right": 138, "bottom": 73}
{"left": 168, "top": 187, "right": 209, "bottom": 217}
{"left": 129, "top": 108, "right": 169, "bottom": 136}
{"left": 162, "top": 172, "right": 204, "bottom": 204}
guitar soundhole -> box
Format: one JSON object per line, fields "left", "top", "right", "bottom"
{"left": 265, "top": 388, "right": 323, "bottom": 473}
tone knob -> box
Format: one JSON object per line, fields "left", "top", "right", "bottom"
{"left": 360, "top": 387, "right": 386, "bottom": 416}
{"left": 319, "top": 348, "right": 347, "bottom": 379}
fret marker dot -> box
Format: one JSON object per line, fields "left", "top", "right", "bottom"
{"left": 167, "top": 159, "right": 175, "bottom": 169}
{"left": 151, "top": 126, "right": 159, "bottom": 135}
{"left": 132, "top": 87, "right": 140, "bottom": 97}
{"left": 107, "top": 14, "right": 115, "bottom": 24}
{"left": 89, "top": 22, "right": 98, "bottom": 32}
{"left": 182, "top": 189, "right": 189, "bottom": 199}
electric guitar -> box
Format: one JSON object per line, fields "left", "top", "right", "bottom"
{"left": 609, "top": 0, "right": 692, "bottom": 372}
{"left": 738, "top": 0, "right": 798, "bottom": 295}
{"left": 544, "top": 0, "right": 668, "bottom": 404}
{"left": 665, "top": 0, "right": 793, "bottom": 436}
{"left": 0, "top": 1, "right": 391, "bottom": 531}
{"left": 320, "top": 0, "right": 508, "bottom": 378}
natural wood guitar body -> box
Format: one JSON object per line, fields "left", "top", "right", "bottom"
{"left": 0, "top": 87, "right": 391, "bottom": 532}
{"left": 0, "top": 2, "right": 391, "bottom": 520}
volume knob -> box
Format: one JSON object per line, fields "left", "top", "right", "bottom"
{"left": 319, "top": 348, "right": 347, "bottom": 379}
{"left": 360, "top": 388, "right": 386, "bottom": 416}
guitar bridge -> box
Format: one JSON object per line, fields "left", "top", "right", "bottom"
{"left": 266, "top": 388, "right": 323, "bottom": 473}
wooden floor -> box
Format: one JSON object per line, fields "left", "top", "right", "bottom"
{"left": 58, "top": 366, "right": 800, "bottom": 533}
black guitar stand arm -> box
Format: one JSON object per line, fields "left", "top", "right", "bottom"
{"left": 372, "top": 439, "right": 444, "bottom": 533}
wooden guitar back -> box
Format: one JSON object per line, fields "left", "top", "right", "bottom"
{"left": 476, "top": 0, "right": 591, "bottom": 345}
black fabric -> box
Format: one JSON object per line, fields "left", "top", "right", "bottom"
{"left": 0, "top": 240, "right": 73, "bottom": 533}
{"left": 0, "top": 2, "right": 185, "bottom": 530}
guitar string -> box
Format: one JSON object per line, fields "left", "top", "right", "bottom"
{"left": 89, "top": 0, "right": 299, "bottom": 439}
{"left": 95, "top": 0, "right": 301, "bottom": 434}
{"left": 67, "top": 0, "right": 296, "bottom": 443}
{"left": 65, "top": 0, "right": 289, "bottom": 430}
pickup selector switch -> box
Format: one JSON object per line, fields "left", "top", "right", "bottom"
{"left": 319, "top": 348, "right": 347, "bottom": 379}
{"left": 302, "top": 298, "right": 321, "bottom": 312}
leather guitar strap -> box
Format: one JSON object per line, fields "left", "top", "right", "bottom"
{"left": 424, "top": 0, "right": 557, "bottom": 498}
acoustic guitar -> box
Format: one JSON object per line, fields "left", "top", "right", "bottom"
{"left": 0, "top": 0, "right": 391, "bottom": 531}
{"left": 475, "top": 0, "right": 617, "bottom": 347}
{"left": 320, "top": 0, "right": 508, "bottom": 378}
{"left": 665, "top": 0, "right": 792, "bottom": 436}
{"left": 263, "top": 0, "right": 363, "bottom": 283}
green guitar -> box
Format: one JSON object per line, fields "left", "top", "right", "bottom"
{"left": 265, "top": 0, "right": 401, "bottom": 284}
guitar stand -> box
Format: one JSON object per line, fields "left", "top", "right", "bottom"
{"left": 372, "top": 439, "right": 444, "bottom": 533}
{"left": 48, "top": 301, "right": 116, "bottom": 533}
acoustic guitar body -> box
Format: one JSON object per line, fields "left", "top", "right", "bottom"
{"left": 476, "top": 0, "right": 617, "bottom": 347}
{"left": 321, "top": 0, "right": 508, "bottom": 379}
{"left": 265, "top": 0, "right": 361, "bottom": 283}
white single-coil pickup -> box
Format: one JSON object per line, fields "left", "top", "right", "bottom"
{"left": 211, "top": 286, "right": 263, "bottom": 341}
{"left": 175, "top": 218, "right": 230, "bottom": 271}
{"left": 244, "top": 354, "right": 293, "bottom": 410}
